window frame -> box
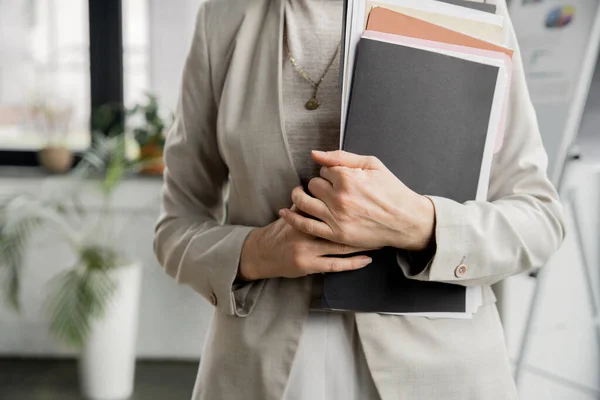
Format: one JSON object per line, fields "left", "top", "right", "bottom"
{"left": 0, "top": 0, "right": 124, "bottom": 167}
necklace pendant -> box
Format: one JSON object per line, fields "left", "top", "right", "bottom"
{"left": 305, "top": 97, "right": 320, "bottom": 111}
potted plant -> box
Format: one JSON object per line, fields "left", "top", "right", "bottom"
{"left": 27, "top": 96, "right": 75, "bottom": 173}
{"left": 0, "top": 135, "right": 151, "bottom": 400}
{"left": 128, "top": 93, "right": 173, "bottom": 175}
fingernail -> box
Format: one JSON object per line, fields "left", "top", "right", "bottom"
{"left": 312, "top": 150, "right": 326, "bottom": 156}
{"left": 363, "top": 257, "right": 373, "bottom": 264}
{"left": 279, "top": 209, "right": 287, "bottom": 217}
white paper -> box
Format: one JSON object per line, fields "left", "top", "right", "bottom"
{"left": 466, "top": 286, "right": 483, "bottom": 314}
{"left": 341, "top": 0, "right": 356, "bottom": 139}
{"left": 380, "top": 312, "right": 475, "bottom": 319}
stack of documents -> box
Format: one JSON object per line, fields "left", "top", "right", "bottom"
{"left": 318, "top": 0, "right": 514, "bottom": 319}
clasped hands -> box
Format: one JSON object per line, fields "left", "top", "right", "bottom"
{"left": 238, "top": 150, "right": 436, "bottom": 281}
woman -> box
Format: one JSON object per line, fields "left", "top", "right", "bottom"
{"left": 154, "top": 0, "right": 565, "bottom": 398}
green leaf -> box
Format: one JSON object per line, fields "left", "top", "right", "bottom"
{"left": 102, "top": 137, "right": 127, "bottom": 195}
{"left": 80, "top": 244, "right": 119, "bottom": 271}
{"left": 73, "top": 134, "right": 131, "bottom": 196}
{"left": 47, "top": 268, "right": 117, "bottom": 349}
{"left": 0, "top": 198, "right": 44, "bottom": 312}
{"left": 91, "top": 103, "right": 124, "bottom": 137}
{"left": 129, "top": 92, "right": 170, "bottom": 150}
{"left": 0, "top": 235, "right": 24, "bottom": 311}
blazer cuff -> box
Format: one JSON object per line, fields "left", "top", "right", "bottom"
{"left": 397, "top": 196, "right": 471, "bottom": 282}
{"left": 426, "top": 195, "right": 474, "bottom": 282}
{"left": 179, "top": 225, "right": 265, "bottom": 317}
{"left": 212, "top": 226, "right": 266, "bottom": 317}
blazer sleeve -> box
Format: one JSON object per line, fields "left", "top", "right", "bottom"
{"left": 154, "top": 3, "right": 264, "bottom": 317}
{"left": 398, "top": 0, "right": 566, "bottom": 286}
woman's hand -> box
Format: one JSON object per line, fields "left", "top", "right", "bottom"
{"left": 279, "top": 150, "right": 436, "bottom": 251}
{"left": 238, "top": 214, "right": 373, "bottom": 281}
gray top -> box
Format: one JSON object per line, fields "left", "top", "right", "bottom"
{"left": 283, "top": 0, "right": 342, "bottom": 186}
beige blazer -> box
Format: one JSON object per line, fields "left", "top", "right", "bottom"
{"left": 154, "top": 0, "right": 566, "bottom": 399}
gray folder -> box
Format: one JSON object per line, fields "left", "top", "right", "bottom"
{"left": 345, "top": 39, "right": 498, "bottom": 201}
{"left": 435, "top": 0, "right": 496, "bottom": 13}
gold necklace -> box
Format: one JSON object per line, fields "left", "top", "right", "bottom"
{"left": 284, "top": 31, "right": 341, "bottom": 111}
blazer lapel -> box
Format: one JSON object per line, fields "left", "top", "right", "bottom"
{"left": 274, "top": 0, "right": 301, "bottom": 182}
{"left": 217, "top": 0, "right": 301, "bottom": 223}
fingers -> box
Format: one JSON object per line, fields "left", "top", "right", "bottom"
{"left": 312, "top": 150, "right": 381, "bottom": 170}
{"left": 279, "top": 207, "right": 334, "bottom": 241}
{"left": 291, "top": 186, "right": 331, "bottom": 222}
{"left": 312, "top": 254, "right": 373, "bottom": 274}
{"left": 319, "top": 166, "right": 339, "bottom": 186}
{"left": 307, "top": 177, "right": 333, "bottom": 202}
{"left": 319, "top": 166, "right": 357, "bottom": 190}
{"left": 315, "top": 240, "right": 372, "bottom": 255}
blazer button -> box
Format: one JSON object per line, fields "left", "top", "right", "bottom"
{"left": 208, "top": 293, "right": 217, "bottom": 306}
{"left": 454, "top": 264, "right": 468, "bottom": 278}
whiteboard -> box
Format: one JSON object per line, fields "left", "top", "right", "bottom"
{"left": 508, "top": 0, "right": 600, "bottom": 185}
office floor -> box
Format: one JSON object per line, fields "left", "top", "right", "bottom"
{"left": 0, "top": 359, "right": 198, "bottom": 400}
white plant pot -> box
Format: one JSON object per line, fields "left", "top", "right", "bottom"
{"left": 79, "top": 263, "right": 142, "bottom": 400}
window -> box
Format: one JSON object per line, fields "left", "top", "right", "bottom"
{"left": 0, "top": 0, "right": 91, "bottom": 152}
{"left": 0, "top": 0, "right": 199, "bottom": 166}
{"left": 123, "top": 0, "right": 149, "bottom": 109}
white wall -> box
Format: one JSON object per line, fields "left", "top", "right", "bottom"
{"left": 498, "top": 62, "right": 600, "bottom": 398}
{"left": 576, "top": 52, "right": 600, "bottom": 159}
{"left": 501, "top": 160, "right": 600, "bottom": 399}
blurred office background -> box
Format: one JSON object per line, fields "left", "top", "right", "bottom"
{"left": 0, "top": 0, "right": 599, "bottom": 399}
